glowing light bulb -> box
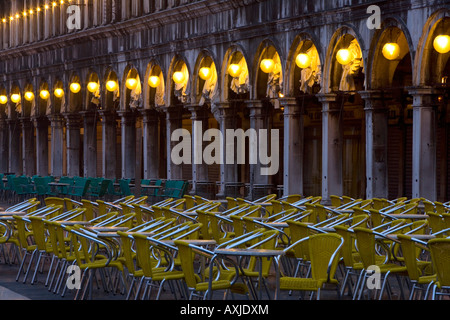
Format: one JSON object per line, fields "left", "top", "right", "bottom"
{"left": 336, "top": 49, "right": 353, "bottom": 65}
{"left": 382, "top": 43, "right": 401, "bottom": 60}
{"left": 228, "top": 64, "right": 242, "bottom": 78}
{"left": 0, "top": 95, "right": 7, "bottom": 104}
{"left": 87, "top": 82, "right": 99, "bottom": 93}
{"left": 54, "top": 88, "right": 64, "bottom": 98}
{"left": 260, "top": 59, "right": 275, "bottom": 74}
{"left": 24, "top": 91, "right": 35, "bottom": 101}
{"left": 434, "top": 35, "right": 450, "bottom": 54}
{"left": 199, "top": 67, "right": 212, "bottom": 81}
{"left": 126, "top": 78, "right": 138, "bottom": 90}
{"left": 106, "top": 80, "right": 118, "bottom": 92}
{"left": 70, "top": 82, "right": 81, "bottom": 93}
{"left": 295, "top": 53, "right": 311, "bottom": 69}
{"left": 172, "top": 71, "right": 185, "bottom": 84}
{"left": 40, "top": 90, "right": 50, "bottom": 100}
{"left": 148, "top": 76, "right": 161, "bottom": 88}
{"left": 11, "top": 94, "right": 21, "bottom": 103}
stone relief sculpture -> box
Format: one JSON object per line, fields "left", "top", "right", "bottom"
{"left": 339, "top": 39, "right": 363, "bottom": 92}
{"left": 199, "top": 65, "right": 218, "bottom": 106}
{"left": 129, "top": 79, "right": 142, "bottom": 109}
{"left": 230, "top": 57, "right": 249, "bottom": 95}
{"left": 174, "top": 64, "right": 190, "bottom": 103}
{"left": 155, "top": 73, "right": 166, "bottom": 107}
{"left": 266, "top": 54, "right": 282, "bottom": 99}
{"left": 300, "top": 47, "right": 321, "bottom": 94}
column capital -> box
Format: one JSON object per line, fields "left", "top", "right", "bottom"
{"left": 278, "top": 97, "right": 302, "bottom": 115}
{"left": 408, "top": 86, "right": 441, "bottom": 108}
{"left": 63, "top": 113, "right": 82, "bottom": 130}
{"left": 19, "top": 117, "right": 33, "bottom": 128}
{"left": 47, "top": 113, "right": 65, "bottom": 123}
{"left": 186, "top": 104, "right": 209, "bottom": 121}
{"left": 32, "top": 116, "right": 50, "bottom": 128}
{"left": 359, "top": 90, "right": 392, "bottom": 112}
{"left": 316, "top": 92, "right": 338, "bottom": 103}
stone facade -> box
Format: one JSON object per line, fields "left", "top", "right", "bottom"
{"left": 0, "top": 0, "right": 448, "bottom": 202}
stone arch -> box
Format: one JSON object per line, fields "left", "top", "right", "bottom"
{"left": 37, "top": 79, "right": 50, "bottom": 117}
{"left": 121, "top": 65, "right": 143, "bottom": 112}
{"left": 9, "top": 82, "right": 22, "bottom": 119}
{"left": 323, "top": 25, "right": 366, "bottom": 94}
{"left": 286, "top": 32, "right": 323, "bottom": 97}
{"left": 67, "top": 72, "right": 83, "bottom": 113}
{"left": 51, "top": 78, "right": 65, "bottom": 115}
{"left": 368, "top": 17, "right": 415, "bottom": 90}
{"left": 21, "top": 82, "right": 35, "bottom": 118}
{"left": 144, "top": 60, "right": 166, "bottom": 109}
{"left": 103, "top": 68, "right": 120, "bottom": 111}
{"left": 415, "top": 8, "right": 450, "bottom": 86}
{"left": 85, "top": 70, "right": 101, "bottom": 111}
{"left": 167, "top": 54, "right": 191, "bottom": 106}
{"left": 252, "top": 38, "right": 284, "bottom": 100}
{"left": 192, "top": 50, "right": 220, "bottom": 106}
{"left": 220, "top": 45, "right": 251, "bottom": 102}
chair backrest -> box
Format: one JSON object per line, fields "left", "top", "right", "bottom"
{"left": 397, "top": 234, "right": 424, "bottom": 281}
{"left": 13, "top": 215, "right": 34, "bottom": 250}
{"left": 330, "top": 195, "right": 342, "bottom": 208}
{"left": 29, "top": 216, "right": 48, "bottom": 251}
{"left": 174, "top": 240, "right": 198, "bottom": 288}
{"left": 119, "top": 179, "right": 132, "bottom": 196}
{"left": 132, "top": 233, "right": 158, "bottom": 278}
{"left": 286, "top": 220, "right": 312, "bottom": 261}
{"left": 353, "top": 227, "right": 377, "bottom": 268}
{"left": 308, "top": 233, "right": 344, "bottom": 282}
{"left": 428, "top": 238, "right": 450, "bottom": 287}
{"left": 333, "top": 225, "right": 357, "bottom": 268}
{"left": 427, "top": 212, "right": 446, "bottom": 235}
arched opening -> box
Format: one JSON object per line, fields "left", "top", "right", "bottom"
{"left": 328, "top": 31, "right": 366, "bottom": 199}
{"left": 289, "top": 36, "right": 323, "bottom": 197}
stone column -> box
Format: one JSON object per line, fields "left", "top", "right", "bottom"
{"left": 165, "top": 106, "right": 183, "bottom": 180}
{"left": 141, "top": 109, "right": 160, "bottom": 180}
{"left": 7, "top": 118, "right": 22, "bottom": 175}
{"left": 188, "top": 104, "right": 209, "bottom": 195}
{"left": 48, "top": 114, "right": 65, "bottom": 177}
{"left": 20, "top": 117, "right": 36, "bottom": 176}
{"left": 409, "top": 87, "right": 438, "bottom": 201}
{"left": 81, "top": 111, "right": 97, "bottom": 178}
{"left": 216, "top": 102, "right": 238, "bottom": 199}
{"left": 64, "top": 113, "right": 81, "bottom": 177}
{"left": 119, "top": 111, "right": 136, "bottom": 179}
{"left": 280, "top": 97, "right": 303, "bottom": 197}
{"left": 99, "top": 110, "right": 117, "bottom": 179}
{"left": 0, "top": 118, "right": 9, "bottom": 173}
{"left": 318, "top": 93, "right": 343, "bottom": 203}
{"left": 360, "top": 90, "right": 390, "bottom": 199}
{"left": 33, "top": 117, "right": 49, "bottom": 177}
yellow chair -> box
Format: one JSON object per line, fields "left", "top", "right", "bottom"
{"left": 397, "top": 234, "right": 435, "bottom": 300}
{"left": 66, "top": 226, "right": 126, "bottom": 300}
{"left": 330, "top": 195, "right": 342, "bottom": 208}
{"left": 353, "top": 227, "right": 408, "bottom": 300}
{"left": 427, "top": 212, "right": 446, "bottom": 236}
{"left": 276, "top": 233, "right": 344, "bottom": 300}
{"left": 131, "top": 233, "right": 185, "bottom": 300}
{"left": 428, "top": 238, "right": 450, "bottom": 300}
{"left": 174, "top": 239, "right": 240, "bottom": 300}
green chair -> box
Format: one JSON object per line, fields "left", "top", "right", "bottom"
{"left": 119, "top": 179, "right": 133, "bottom": 197}
{"left": 68, "top": 178, "right": 90, "bottom": 199}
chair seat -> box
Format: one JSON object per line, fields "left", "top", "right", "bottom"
{"left": 195, "top": 279, "right": 232, "bottom": 292}
{"left": 280, "top": 277, "right": 339, "bottom": 291}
